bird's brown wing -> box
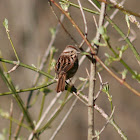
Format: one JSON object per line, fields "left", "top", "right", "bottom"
{"left": 55, "top": 55, "right": 74, "bottom": 75}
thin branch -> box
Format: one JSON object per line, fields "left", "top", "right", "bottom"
{"left": 61, "top": 0, "right": 100, "bottom": 15}
{"left": 34, "top": 81, "right": 89, "bottom": 138}
{"left": 68, "top": 88, "right": 128, "bottom": 140}
{"left": 3, "top": 19, "right": 20, "bottom": 73}
{"left": 0, "top": 58, "right": 54, "bottom": 79}
{"left": 93, "top": 107, "right": 115, "bottom": 139}
{"left": 104, "top": 0, "right": 126, "bottom": 28}
{"left": 26, "top": 14, "right": 64, "bottom": 107}
{"left": 99, "top": 0, "right": 140, "bottom": 18}
{"left": 103, "top": 29, "right": 140, "bottom": 81}
{"left": 50, "top": 98, "right": 78, "bottom": 140}
{"left": 7, "top": 62, "right": 19, "bottom": 73}
{"left": 0, "top": 66, "right": 34, "bottom": 130}
{"left": 0, "top": 109, "right": 30, "bottom": 130}
{"left": 37, "top": 47, "right": 56, "bottom": 121}
{"left": 106, "top": 16, "right": 140, "bottom": 64}
{"left": 94, "top": 105, "right": 127, "bottom": 140}
{"left": 94, "top": 1, "right": 106, "bottom": 43}
{"left": 77, "top": 0, "right": 88, "bottom": 48}
{"left": 94, "top": 72, "right": 103, "bottom": 100}
{"left": 28, "top": 92, "right": 62, "bottom": 140}
{"left": 3, "top": 19, "right": 20, "bottom": 62}
{"left": 13, "top": 113, "right": 24, "bottom": 139}
{"left": 35, "top": 94, "right": 73, "bottom": 135}
{"left": 73, "top": 92, "right": 88, "bottom": 106}
{"left": 9, "top": 100, "right": 13, "bottom": 140}
{"left": 0, "top": 80, "right": 55, "bottom": 96}
{"left": 88, "top": 58, "right": 96, "bottom": 140}
{"left": 88, "top": 0, "right": 100, "bottom": 12}
{"left": 49, "top": 1, "right": 78, "bottom": 44}
{"left": 88, "top": 1, "right": 106, "bottom": 139}
{"left": 93, "top": 15, "right": 98, "bottom": 30}
{"left": 128, "top": 29, "right": 136, "bottom": 42}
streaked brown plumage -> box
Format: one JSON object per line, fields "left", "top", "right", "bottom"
{"left": 55, "top": 45, "right": 79, "bottom": 93}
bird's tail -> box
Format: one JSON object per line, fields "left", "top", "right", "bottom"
{"left": 56, "top": 74, "right": 66, "bottom": 93}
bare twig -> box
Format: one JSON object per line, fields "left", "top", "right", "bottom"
{"left": 49, "top": 78, "right": 89, "bottom": 140}
{"left": 79, "top": 79, "right": 88, "bottom": 92}
{"left": 88, "top": 1, "right": 106, "bottom": 139}
{"left": 94, "top": 105, "right": 127, "bottom": 140}
{"left": 9, "top": 100, "right": 13, "bottom": 140}
{"left": 50, "top": 98, "right": 78, "bottom": 140}
{"left": 93, "top": 107, "right": 115, "bottom": 139}
{"left": 104, "top": 0, "right": 126, "bottom": 28}
{"left": 49, "top": 1, "right": 78, "bottom": 44}
{"left": 94, "top": 72, "right": 109, "bottom": 101}
{"left": 13, "top": 113, "right": 24, "bottom": 140}
{"left": 73, "top": 92, "right": 88, "bottom": 105}
{"left": 3, "top": 18, "right": 20, "bottom": 73}
{"left": 129, "top": 29, "right": 136, "bottom": 42}
{"left": 0, "top": 66, "right": 35, "bottom": 130}
{"left": 34, "top": 93, "right": 73, "bottom": 135}
{"left": 100, "top": 0, "right": 140, "bottom": 18}
{"left": 27, "top": 14, "right": 64, "bottom": 107}
{"left": 93, "top": 15, "right": 98, "bottom": 30}
{"left": 28, "top": 92, "right": 62, "bottom": 140}
{"left": 88, "top": 57, "right": 96, "bottom": 140}
{"left": 77, "top": 0, "right": 88, "bottom": 48}
{"left": 88, "top": 0, "right": 100, "bottom": 12}
{"left": 94, "top": 1, "right": 106, "bottom": 43}
{"left": 8, "top": 61, "right": 20, "bottom": 73}
{"left": 68, "top": 87, "right": 127, "bottom": 140}
{"left": 94, "top": 72, "right": 103, "bottom": 100}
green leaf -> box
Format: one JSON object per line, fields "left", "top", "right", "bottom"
{"left": 51, "top": 59, "right": 56, "bottom": 69}
{"left": 92, "top": 39, "right": 106, "bottom": 46}
{"left": 3, "top": 18, "right": 8, "bottom": 30}
{"left": 98, "top": 26, "right": 109, "bottom": 41}
{"left": 0, "top": 128, "right": 8, "bottom": 140}
{"left": 31, "top": 64, "right": 37, "bottom": 68}
{"left": 94, "top": 130, "right": 100, "bottom": 140}
{"left": 81, "top": 52, "right": 90, "bottom": 56}
{"left": 105, "top": 53, "right": 110, "bottom": 58}
{"left": 92, "top": 0, "right": 101, "bottom": 8}
{"left": 132, "top": 71, "right": 140, "bottom": 82}
{"left": 59, "top": 1, "right": 70, "bottom": 12}
{"left": 121, "top": 69, "right": 128, "bottom": 80}
{"left": 125, "top": 14, "right": 130, "bottom": 37}
{"left": 40, "top": 88, "right": 52, "bottom": 95}
{"left": 102, "top": 84, "right": 109, "bottom": 93}
{"left": 49, "top": 28, "right": 56, "bottom": 36}
{"left": 99, "top": 26, "right": 105, "bottom": 35}
{"left": 50, "top": 46, "right": 57, "bottom": 53}
{"left": 58, "top": 99, "right": 63, "bottom": 104}
{"left": 121, "top": 45, "right": 128, "bottom": 52}
{"left": 79, "top": 77, "right": 87, "bottom": 81}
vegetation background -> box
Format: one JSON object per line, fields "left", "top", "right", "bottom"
{"left": 0, "top": 0, "right": 139, "bottom": 140}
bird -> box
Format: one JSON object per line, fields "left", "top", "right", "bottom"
{"left": 55, "top": 45, "right": 79, "bottom": 93}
